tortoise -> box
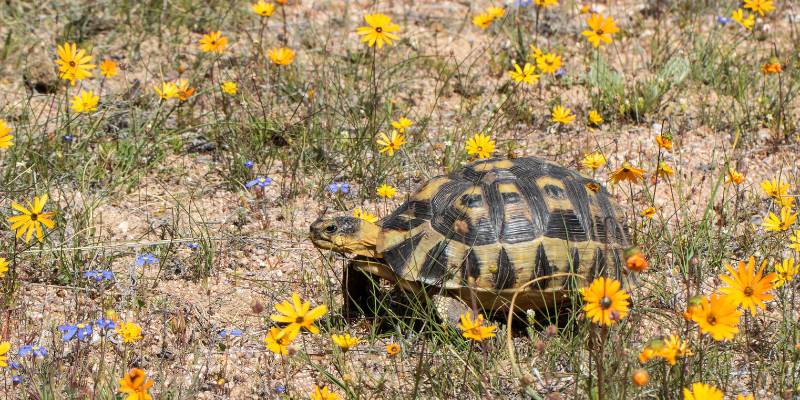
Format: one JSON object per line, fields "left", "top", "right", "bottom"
{"left": 310, "top": 157, "right": 630, "bottom": 318}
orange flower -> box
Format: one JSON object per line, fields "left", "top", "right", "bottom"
{"left": 655, "top": 133, "right": 673, "bottom": 150}
{"left": 626, "top": 252, "right": 649, "bottom": 273}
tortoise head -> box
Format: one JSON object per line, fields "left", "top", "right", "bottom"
{"left": 309, "top": 216, "right": 380, "bottom": 258}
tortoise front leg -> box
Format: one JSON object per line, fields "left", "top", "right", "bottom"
{"left": 343, "top": 257, "right": 382, "bottom": 319}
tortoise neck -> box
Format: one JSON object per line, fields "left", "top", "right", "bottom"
{"left": 348, "top": 219, "right": 380, "bottom": 258}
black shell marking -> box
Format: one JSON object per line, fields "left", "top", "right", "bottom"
{"left": 495, "top": 248, "right": 516, "bottom": 290}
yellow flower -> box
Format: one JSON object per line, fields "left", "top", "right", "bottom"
{"left": 457, "top": 312, "right": 496, "bottom": 341}
{"left": 251, "top": 0, "right": 276, "bottom": 17}
{"left": 55, "top": 42, "right": 95, "bottom": 85}
{"left": 528, "top": 45, "right": 543, "bottom": 60}
{"left": 588, "top": 111, "right": 603, "bottom": 126}
{"left": 376, "top": 131, "right": 406, "bottom": 156}
{"left": 760, "top": 178, "right": 794, "bottom": 207}
{"left": 641, "top": 207, "right": 656, "bottom": 219}
{"left": 263, "top": 326, "right": 298, "bottom": 355}
{"left": 356, "top": 13, "right": 400, "bottom": 48}
{"left": 153, "top": 81, "right": 179, "bottom": 100}
{"left": 7, "top": 194, "right": 56, "bottom": 243}
{"left": 509, "top": 63, "right": 539, "bottom": 85}
{"left": 377, "top": 184, "right": 397, "bottom": 199}
{"left": 0, "top": 342, "right": 9, "bottom": 367}
{"left": 683, "top": 383, "right": 724, "bottom": 400}
{"left": 331, "top": 333, "right": 360, "bottom": 352}
{"left": 661, "top": 335, "right": 691, "bottom": 365}
{"left": 472, "top": 13, "right": 495, "bottom": 29}
{"left": 763, "top": 207, "right": 798, "bottom": 232}
{"left": 655, "top": 133, "right": 673, "bottom": 150}
{"left": 691, "top": 293, "right": 741, "bottom": 341}
{"left": 639, "top": 335, "right": 690, "bottom": 365}
{"left": 637, "top": 339, "right": 663, "bottom": 363}
{"left": 465, "top": 133, "right": 495, "bottom": 159}
{"left": 70, "top": 90, "right": 100, "bottom": 113}
{"left": 486, "top": 6, "right": 505, "bottom": 18}
{"left": 744, "top": 0, "right": 774, "bottom": 16}
{"left": 582, "top": 13, "right": 619, "bottom": 48}
{"left": 118, "top": 368, "right": 154, "bottom": 400}
{"left": 199, "top": 31, "right": 228, "bottom": 53}
{"left": 773, "top": 258, "right": 798, "bottom": 289}
{"left": 533, "top": 0, "right": 559, "bottom": 7}
{"left": 391, "top": 117, "right": 413, "bottom": 132}
{"left": 579, "top": 277, "right": 630, "bottom": 326}
{"left": 386, "top": 343, "right": 400, "bottom": 357}
{"left": 736, "top": 395, "right": 755, "bottom": 400}
{"left": 732, "top": 9, "right": 755, "bottom": 30}
{"left": 0, "top": 258, "right": 7, "bottom": 278}
{"left": 609, "top": 162, "right": 645, "bottom": 185}
{"left": 268, "top": 47, "right": 295, "bottom": 66}
{"left": 551, "top": 105, "right": 575, "bottom": 124}
{"left": 581, "top": 152, "right": 606, "bottom": 170}
{"left": 116, "top": 321, "right": 143, "bottom": 343}
{"left": 536, "top": 53, "right": 561, "bottom": 75}
{"left": 221, "top": 81, "right": 238, "bottom": 95}
{"left": 310, "top": 386, "right": 342, "bottom": 400}
{"left": 656, "top": 162, "right": 674, "bottom": 178}
{"left": 726, "top": 168, "right": 744, "bottom": 185}
{"left": 790, "top": 230, "right": 800, "bottom": 252}
{"left": 0, "top": 120, "right": 14, "bottom": 149}
{"left": 99, "top": 59, "right": 119, "bottom": 78}
{"left": 270, "top": 292, "right": 328, "bottom": 335}
{"left": 719, "top": 257, "right": 775, "bottom": 314}
{"left": 174, "top": 79, "right": 195, "bottom": 101}
{"left": 353, "top": 208, "right": 379, "bottom": 223}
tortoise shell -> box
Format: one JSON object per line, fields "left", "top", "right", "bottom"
{"left": 376, "top": 157, "right": 629, "bottom": 308}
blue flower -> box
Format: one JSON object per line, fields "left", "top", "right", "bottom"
{"left": 513, "top": 0, "right": 532, "bottom": 7}
{"left": 219, "top": 329, "right": 243, "bottom": 338}
{"left": 8, "top": 361, "right": 20, "bottom": 369}
{"left": 243, "top": 160, "right": 254, "bottom": 169}
{"left": 274, "top": 384, "right": 286, "bottom": 394}
{"left": 554, "top": 68, "right": 566, "bottom": 78}
{"left": 246, "top": 176, "right": 272, "bottom": 189}
{"left": 58, "top": 323, "right": 92, "bottom": 341}
{"left": 83, "top": 270, "right": 115, "bottom": 282}
{"left": 96, "top": 318, "right": 117, "bottom": 331}
{"left": 12, "top": 375, "right": 23, "bottom": 384}
{"left": 135, "top": 253, "right": 159, "bottom": 266}
{"left": 326, "top": 182, "right": 351, "bottom": 194}
{"left": 19, "top": 345, "right": 46, "bottom": 358}
{"left": 187, "top": 242, "right": 200, "bottom": 250}
{"left": 716, "top": 16, "right": 731, "bottom": 25}
{"left": 63, "top": 135, "right": 74, "bottom": 143}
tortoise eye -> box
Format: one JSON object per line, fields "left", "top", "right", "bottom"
{"left": 325, "top": 225, "right": 338, "bottom": 233}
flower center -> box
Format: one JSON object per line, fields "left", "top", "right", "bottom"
{"left": 210, "top": 40, "right": 217, "bottom": 46}
{"left": 743, "top": 286, "right": 754, "bottom": 296}
{"left": 596, "top": 29, "right": 604, "bottom": 35}
{"left": 30, "top": 213, "right": 38, "bottom": 221}
{"left": 706, "top": 315, "right": 716, "bottom": 326}
{"left": 376, "top": 27, "right": 383, "bottom": 33}
{"left": 77, "top": 324, "right": 85, "bottom": 328}
{"left": 69, "top": 61, "right": 76, "bottom": 67}
{"left": 295, "top": 316, "right": 305, "bottom": 324}
{"left": 599, "top": 296, "right": 613, "bottom": 309}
